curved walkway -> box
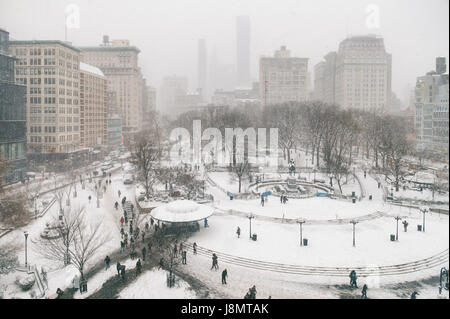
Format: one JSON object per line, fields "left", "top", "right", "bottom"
{"left": 185, "top": 242, "right": 449, "bottom": 277}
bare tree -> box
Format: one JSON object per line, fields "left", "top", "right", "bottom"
{"left": 35, "top": 207, "right": 84, "bottom": 265}
{"left": 380, "top": 116, "right": 413, "bottom": 191}
{"left": 131, "top": 127, "right": 162, "bottom": 199}
{"left": 36, "top": 207, "right": 108, "bottom": 284}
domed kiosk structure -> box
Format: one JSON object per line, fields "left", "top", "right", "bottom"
{"left": 150, "top": 200, "right": 214, "bottom": 233}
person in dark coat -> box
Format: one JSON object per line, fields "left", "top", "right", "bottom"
{"left": 173, "top": 244, "right": 178, "bottom": 257}
{"left": 361, "top": 284, "right": 368, "bottom": 299}
{"left": 181, "top": 251, "right": 187, "bottom": 265}
{"left": 116, "top": 262, "right": 121, "bottom": 276}
{"left": 136, "top": 259, "right": 142, "bottom": 275}
{"left": 104, "top": 256, "right": 111, "bottom": 270}
{"left": 120, "top": 240, "right": 125, "bottom": 253}
{"left": 120, "top": 266, "right": 126, "bottom": 280}
{"left": 222, "top": 269, "right": 228, "bottom": 285}
{"left": 349, "top": 270, "right": 358, "bottom": 288}
{"left": 411, "top": 291, "right": 419, "bottom": 299}
{"left": 142, "top": 247, "right": 147, "bottom": 261}
{"left": 115, "top": 202, "right": 119, "bottom": 210}
{"left": 211, "top": 253, "right": 218, "bottom": 270}
{"left": 403, "top": 220, "right": 409, "bottom": 232}
{"left": 193, "top": 242, "right": 197, "bottom": 255}
{"left": 236, "top": 227, "right": 241, "bottom": 238}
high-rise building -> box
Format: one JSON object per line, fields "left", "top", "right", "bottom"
{"left": 236, "top": 16, "right": 251, "bottom": 88}
{"left": 414, "top": 57, "right": 449, "bottom": 155}
{"left": 160, "top": 76, "right": 188, "bottom": 116}
{"left": 80, "top": 37, "right": 144, "bottom": 138}
{"left": 337, "top": 35, "right": 391, "bottom": 111}
{"left": 0, "top": 28, "right": 27, "bottom": 184}
{"left": 436, "top": 56, "right": 447, "bottom": 75}
{"left": 259, "top": 46, "right": 309, "bottom": 106}
{"left": 313, "top": 52, "right": 337, "bottom": 104}
{"left": 198, "top": 39, "right": 207, "bottom": 100}
{"left": 79, "top": 62, "right": 107, "bottom": 149}
{"left": 9, "top": 39, "right": 82, "bottom": 158}
{"left": 315, "top": 35, "right": 392, "bottom": 112}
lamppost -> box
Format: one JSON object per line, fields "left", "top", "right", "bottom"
{"left": 394, "top": 216, "right": 402, "bottom": 241}
{"left": 420, "top": 207, "right": 428, "bottom": 232}
{"left": 297, "top": 219, "right": 306, "bottom": 246}
{"left": 248, "top": 215, "right": 255, "bottom": 239}
{"left": 24, "top": 231, "right": 29, "bottom": 268}
{"left": 350, "top": 220, "right": 358, "bottom": 247}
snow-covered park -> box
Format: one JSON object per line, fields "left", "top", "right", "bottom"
{"left": 0, "top": 154, "right": 448, "bottom": 300}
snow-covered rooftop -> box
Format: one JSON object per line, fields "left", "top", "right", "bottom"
{"left": 150, "top": 200, "right": 213, "bottom": 223}
{"left": 80, "top": 62, "right": 104, "bottom": 77}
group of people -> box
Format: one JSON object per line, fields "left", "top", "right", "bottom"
{"left": 280, "top": 195, "right": 288, "bottom": 204}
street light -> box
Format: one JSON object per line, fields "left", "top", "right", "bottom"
{"left": 394, "top": 216, "right": 402, "bottom": 241}
{"left": 297, "top": 219, "right": 306, "bottom": 246}
{"left": 248, "top": 215, "right": 255, "bottom": 239}
{"left": 24, "top": 231, "right": 29, "bottom": 268}
{"left": 420, "top": 207, "right": 428, "bottom": 232}
{"left": 350, "top": 220, "right": 358, "bottom": 247}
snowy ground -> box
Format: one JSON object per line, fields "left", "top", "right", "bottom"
{"left": 1, "top": 155, "right": 448, "bottom": 299}
{"left": 118, "top": 269, "right": 198, "bottom": 299}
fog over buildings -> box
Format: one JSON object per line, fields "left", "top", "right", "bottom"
{"left": 1, "top": 0, "right": 448, "bottom": 108}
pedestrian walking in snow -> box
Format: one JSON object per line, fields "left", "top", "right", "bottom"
{"left": 136, "top": 259, "right": 142, "bottom": 276}
{"left": 120, "top": 266, "right": 126, "bottom": 280}
{"left": 121, "top": 196, "right": 126, "bottom": 205}
{"left": 120, "top": 240, "right": 125, "bottom": 253}
{"left": 141, "top": 232, "right": 145, "bottom": 243}
{"left": 145, "top": 222, "right": 149, "bottom": 232}
{"left": 361, "top": 284, "right": 368, "bottom": 299}
{"left": 211, "top": 253, "right": 218, "bottom": 270}
{"left": 104, "top": 255, "right": 111, "bottom": 270}
{"left": 349, "top": 270, "right": 358, "bottom": 288}
{"left": 222, "top": 269, "right": 228, "bottom": 284}
{"left": 115, "top": 202, "right": 119, "bottom": 210}
{"left": 124, "top": 215, "right": 128, "bottom": 224}
{"left": 261, "top": 195, "right": 265, "bottom": 207}
{"left": 150, "top": 218, "right": 154, "bottom": 226}
{"left": 88, "top": 195, "right": 91, "bottom": 203}
{"left": 193, "top": 242, "right": 197, "bottom": 255}
{"left": 116, "top": 262, "right": 121, "bottom": 276}
{"left": 236, "top": 227, "right": 241, "bottom": 238}
{"left": 204, "top": 218, "right": 209, "bottom": 227}
{"left": 179, "top": 242, "right": 183, "bottom": 253}
{"left": 411, "top": 291, "right": 419, "bottom": 299}
{"left": 403, "top": 220, "right": 409, "bottom": 232}
{"left": 124, "top": 237, "right": 128, "bottom": 248}
{"left": 173, "top": 244, "right": 178, "bottom": 257}
{"left": 142, "top": 247, "right": 147, "bottom": 261}
{"left": 118, "top": 190, "right": 121, "bottom": 198}
{"left": 182, "top": 251, "right": 187, "bottom": 265}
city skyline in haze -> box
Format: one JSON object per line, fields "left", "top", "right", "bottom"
{"left": 1, "top": 0, "right": 448, "bottom": 105}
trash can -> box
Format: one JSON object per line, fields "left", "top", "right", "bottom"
{"left": 369, "top": 195, "right": 372, "bottom": 200}
{"left": 303, "top": 238, "right": 308, "bottom": 246}
{"left": 417, "top": 225, "right": 422, "bottom": 232}
{"left": 252, "top": 234, "right": 257, "bottom": 241}
{"left": 352, "top": 198, "right": 356, "bottom": 204}
{"left": 390, "top": 234, "right": 396, "bottom": 241}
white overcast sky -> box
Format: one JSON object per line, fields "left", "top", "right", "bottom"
{"left": 1, "top": 0, "right": 448, "bottom": 103}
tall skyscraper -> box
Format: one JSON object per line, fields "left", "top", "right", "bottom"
{"left": 0, "top": 28, "right": 27, "bottom": 184}
{"left": 414, "top": 57, "right": 449, "bottom": 154}
{"left": 80, "top": 37, "right": 144, "bottom": 138}
{"left": 314, "top": 35, "right": 392, "bottom": 112}
{"left": 79, "top": 62, "right": 107, "bottom": 148}
{"left": 259, "top": 46, "right": 309, "bottom": 106}
{"left": 9, "top": 39, "right": 82, "bottom": 158}
{"left": 198, "top": 39, "right": 207, "bottom": 99}
{"left": 236, "top": 16, "right": 251, "bottom": 88}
